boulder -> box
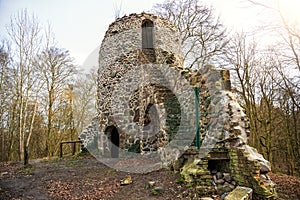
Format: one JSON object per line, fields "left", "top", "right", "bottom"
{"left": 242, "top": 145, "right": 271, "bottom": 173}
{"left": 216, "top": 172, "right": 224, "bottom": 180}
{"left": 223, "top": 173, "right": 233, "bottom": 182}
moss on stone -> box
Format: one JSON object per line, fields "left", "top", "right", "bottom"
{"left": 224, "top": 186, "right": 253, "bottom": 200}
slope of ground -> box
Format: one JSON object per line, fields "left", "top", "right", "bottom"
{"left": 0, "top": 154, "right": 299, "bottom": 199}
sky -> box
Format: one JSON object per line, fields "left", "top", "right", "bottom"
{"left": 1, "top": 0, "right": 300, "bottom": 70}
{"left": 0, "top": 0, "right": 163, "bottom": 70}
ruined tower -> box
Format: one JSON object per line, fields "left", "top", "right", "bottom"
{"left": 79, "top": 13, "right": 277, "bottom": 199}
{"left": 80, "top": 13, "right": 196, "bottom": 158}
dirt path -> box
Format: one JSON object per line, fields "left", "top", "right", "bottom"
{"left": 0, "top": 155, "right": 191, "bottom": 200}
{"left": 1, "top": 155, "right": 300, "bottom": 199}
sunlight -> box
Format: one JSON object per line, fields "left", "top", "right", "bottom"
{"left": 277, "top": 0, "right": 300, "bottom": 24}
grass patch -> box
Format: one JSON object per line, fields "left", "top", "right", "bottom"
{"left": 186, "top": 182, "right": 195, "bottom": 187}
{"left": 151, "top": 188, "right": 159, "bottom": 195}
{"left": 151, "top": 188, "right": 163, "bottom": 195}
{"left": 176, "top": 176, "right": 185, "bottom": 184}
{"left": 145, "top": 183, "right": 151, "bottom": 189}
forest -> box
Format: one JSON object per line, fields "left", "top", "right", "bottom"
{"left": 0, "top": 0, "right": 299, "bottom": 178}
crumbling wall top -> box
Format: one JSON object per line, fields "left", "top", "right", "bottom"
{"left": 104, "top": 12, "right": 178, "bottom": 39}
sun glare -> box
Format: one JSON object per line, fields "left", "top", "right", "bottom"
{"left": 278, "top": 0, "right": 300, "bottom": 24}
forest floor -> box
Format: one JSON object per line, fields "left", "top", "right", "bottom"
{"left": 0, "top": 154, "right": 299, "bottom": 200}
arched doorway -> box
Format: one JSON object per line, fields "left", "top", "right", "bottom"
{"left": 105, "top": 126, "right": 119, "bottom": 158}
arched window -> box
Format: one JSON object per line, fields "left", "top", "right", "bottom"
{"left": 142, "top": 20, "right": 154, "bottom": 49}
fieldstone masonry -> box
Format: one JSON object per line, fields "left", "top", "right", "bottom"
{"left": 79, "top": 13, "right": 277, "bottom": 199}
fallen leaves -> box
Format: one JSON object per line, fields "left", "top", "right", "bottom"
{"left": 2, "top": 156, "right": 300, "bottom": 200}
{"left": 269, "top": 172, "right": 300, "bottom": 199}
{"left": 47, "top": 178, "right": 120, "bottom": 199}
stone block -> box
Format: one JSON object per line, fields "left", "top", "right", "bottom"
{"left": 224, "top": 186, "right": 253, "bottom": 200}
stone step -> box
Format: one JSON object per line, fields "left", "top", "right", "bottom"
{"left": 224, "top": 186, "right": 253, "bottom": 200}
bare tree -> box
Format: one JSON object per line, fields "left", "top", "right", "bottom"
{"left": 113, "top": 2, "right": 124, "bottom": 19}
{"left": 6, "top": 9, "right": 43, "bottom": 164}
{"left": 1, "top": 10, "right": 90, "bottom": 162}
{"left": 152, "top": 0, "right": 229, "bottom": 68}
{"left": 0, "top": 40, "right": 12, "bottom": 161}
{"left": 35, "top": 46, "right": 77, "bottom": 156}
{"left": 246, "top": 0, "right": 300, "bottom": 175}
{"left": 224, "top": 32, "right": 263, "bottom": 148}
{"left": 73, "top": 68, "right": 97, "bottom": 134}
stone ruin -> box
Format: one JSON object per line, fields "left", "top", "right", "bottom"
{"left": 79, "top": 13, "right": 277, "bottom": 199}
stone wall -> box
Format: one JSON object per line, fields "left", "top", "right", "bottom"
{"left": 99, "top": 13, "right": 182, "bottom": 71}
{"left": 79, "top": 12, "right": 277, "bottom": 199}
{"left": 176, "top": 69, "right": 277, "bottom": 198}
{"left": 80, "top": 13, "right": 192, "bottom": 155}
{"left": 172, "top": 64, "right": 277, "bottom": 199}
{"left": 80, "top": 12, "right": 246, "bottom": 156}
{"left": 229, "top": 147, "right": 277, "bottom": 199}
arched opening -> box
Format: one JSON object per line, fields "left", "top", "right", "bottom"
{"left": 142, "top": 19, "right": 154, "bottom": 49}
{"left": 129, "top": 84, "right": 181, "bottom": 152}
{"left": 105, "top": 126, "right": 119, "bottom": 158}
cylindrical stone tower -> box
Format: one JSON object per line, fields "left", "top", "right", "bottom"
{"left": 80, "top": 13, "right": 196, "bottom": 158}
